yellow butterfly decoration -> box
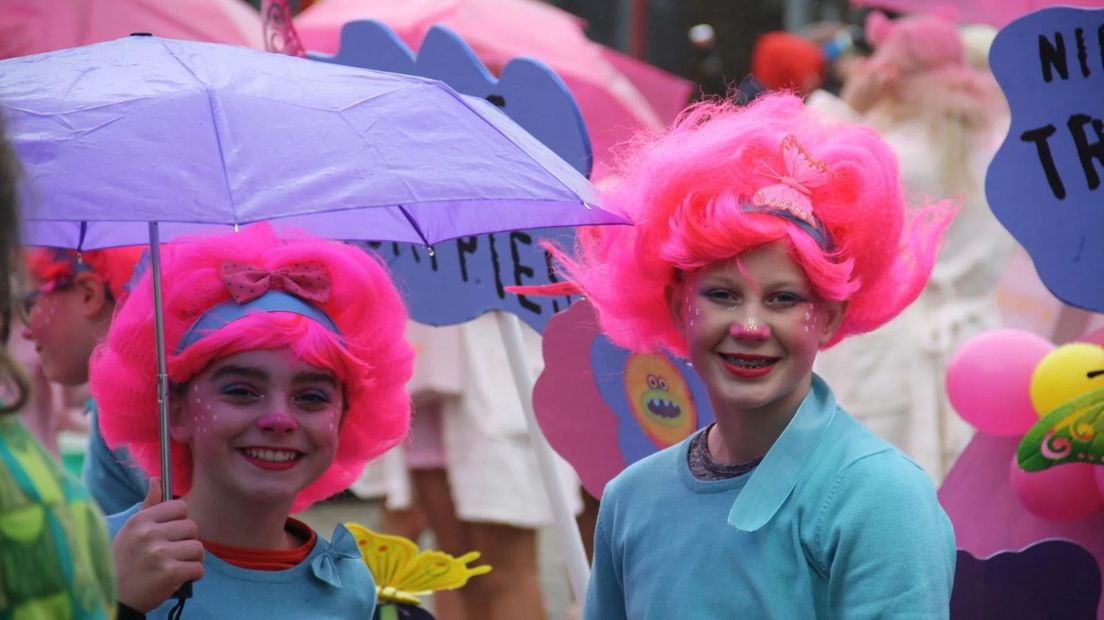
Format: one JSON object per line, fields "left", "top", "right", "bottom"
{"left": 345, "top": 522, "right": 492, "bottom": 606}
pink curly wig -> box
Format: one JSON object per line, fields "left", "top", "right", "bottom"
{"left": 25, "top": 246, "right": 144, "bottom": 300}
{"left": 858, "top": 12, "right": 1005, "bottom": 130}
{"left": 556, "top": 93, "right": 956, "bottom": 357}
{"left": 89, "top": 224, "right": 413, "bottom": 512}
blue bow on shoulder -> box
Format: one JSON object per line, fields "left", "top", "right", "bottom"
{"left": 311, "top": 524, "right": 364, "bottom": 588}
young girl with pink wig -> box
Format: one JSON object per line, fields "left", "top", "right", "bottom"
{"left": 89, "top": 224, "right": 413, "bottom": 618}
{"left": 562, "top": 93, "right": 958, "bottom": 618}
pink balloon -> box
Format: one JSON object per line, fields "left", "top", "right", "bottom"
{"left": 1081, "top": 327, "right": 1104, "bottom": 346}
{"left": 946, "top": 329, "right": 1054, "bottom": 436}
{"left": 1010, "top": 457, "right": 1104, "bottom": 522}
{"left": 1093, "top": 466, "right": 1104, "bottom": 497}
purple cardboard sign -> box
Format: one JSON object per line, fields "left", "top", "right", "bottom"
{"left": 986, "top": 8, "right": 1104, "bottom": 313}
{"left": 309, "top": 20, "right": 593, "bottom": 178}
{"left": 308, "top": 20, "right": 594, "bottom": 331}
{"left": 951, "top": 540, "right": 1100, "bottom": 619}
{"left": 362, "top": 228, "right": 577, "bottom": 333}
{"left": 533, "top": 300, "right": 713, "bottom": 498}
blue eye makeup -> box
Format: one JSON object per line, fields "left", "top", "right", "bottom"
{"left": 295, "top": 388, "right": 335, "bottom": 409}
{"left": 703, "top": 288, "right": 738, "bottom": 304}
{"left": 219, "top": 383, "right": 262, "bottom": 400}
{"left": 768, "top": 291, "right": 807, "bottom": 306}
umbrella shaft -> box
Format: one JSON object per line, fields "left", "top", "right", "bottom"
{"left": 148, "top": 222, "right": 173, "bottom": 501}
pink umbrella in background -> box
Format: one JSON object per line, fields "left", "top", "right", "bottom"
{"left": 851, "top": 0, "right": 1103, "bottom": 28}
{"left": 0, "top": 0, "right": 263, "bottom": 59}
{"left": 293, "top": 0, "right": 693, "bottom": 180}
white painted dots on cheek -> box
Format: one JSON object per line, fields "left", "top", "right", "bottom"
{"left": 36, "top": 306, "right": 57, "bottom": 327}
{"left": 802, "top": 303, "right": 824, "bottom": 333}
{"left": 682, "top": 291, "right": 699, "bottom": 329}
{"left": 187, "top": 389, "right": 216, "bottom": 435}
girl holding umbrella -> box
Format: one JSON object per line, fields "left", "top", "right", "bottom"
{"left": 92, "top": 224, "right": 413, "bottom": 617}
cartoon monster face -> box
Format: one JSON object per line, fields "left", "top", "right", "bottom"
{"left": 623, "top": 353, "right": 697, "bottom": 448}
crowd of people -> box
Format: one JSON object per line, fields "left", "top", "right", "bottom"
{"left": 0, "top": 4, "right": 1030, "bottom": 619}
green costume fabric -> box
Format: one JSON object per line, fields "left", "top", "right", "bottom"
{"left": 0, "top": 416, "right": 115, "bottom": 619}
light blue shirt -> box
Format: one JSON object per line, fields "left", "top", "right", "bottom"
{"left": 585, "top": 375, "right": 956, "bottom": 619}
{"left": 107, "top": 505, "right": 375, "bottom": 619}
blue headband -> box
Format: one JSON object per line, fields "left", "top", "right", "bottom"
{"left": 176, "top": 290, "right": 342, "bottom": 354}
{"left": 741, "top": 203, "right": 836, "bottom": 252}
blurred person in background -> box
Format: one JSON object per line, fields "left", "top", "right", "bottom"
{"left": 6, "top": 333, "right": 90, "bottom": 457}
{"left": 0, "top": 112, "right": 116, "bottom": 620}
{"left": 373, "top": 318, "right": 582, "bottom": 620}
{"left": 19, "top": 246, "right": 147, "bottom": 515}
{"left": 735, "top": 30, "right": 827, "bottom": 103}
{"left": 809, "top": 12, "right": 1014, "bottom": 482}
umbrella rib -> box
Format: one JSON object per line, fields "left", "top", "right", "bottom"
{"left": 396, "top": 205, "right": 431, "bottom": 247}
{"left": 161, "top": 40, "right": 239, "bottom": 225}
{"left": 435, "top": 87, "right": 584, "bottom": 202}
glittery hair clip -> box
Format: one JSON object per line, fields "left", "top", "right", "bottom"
{"left": 742, "top": 135, "right": 835, "bottom": 251}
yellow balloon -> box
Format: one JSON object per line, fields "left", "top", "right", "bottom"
{"left": 1029, "top": 343, "right": 1104, "bottom": 416}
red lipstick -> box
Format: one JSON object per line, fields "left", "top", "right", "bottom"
{"left": 718, "top": 353, "right": 778, "bottom": 378}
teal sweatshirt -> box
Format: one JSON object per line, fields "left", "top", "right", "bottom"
{"left": 585, "top": 375, "right": 956, "bottom": 619}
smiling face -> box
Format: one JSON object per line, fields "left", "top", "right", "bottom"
{"left": 672, "top": 242, "right": 844, "bottom": 424}
{"left": 171, "top": 348, "right": 344, "bottom": 508}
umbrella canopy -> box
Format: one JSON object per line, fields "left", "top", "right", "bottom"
{"left": 851, "top": 0, "right": 1102, "bottom": 28}
{"left": 1, "top": 35, "right": 616, "bottom": 250}
{"left": 292, "top": 0, "right": 692, "bottom": 180}
{"left": 0, "top": 0, "right": 264, "bottom": 59}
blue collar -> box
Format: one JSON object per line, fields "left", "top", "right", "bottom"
{"left": 726, "top": 374, "right": 838, "bottom": 532}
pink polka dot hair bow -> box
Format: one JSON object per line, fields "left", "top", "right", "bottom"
{"left": 219, "top": 260, "right": 332, "bottom": 305}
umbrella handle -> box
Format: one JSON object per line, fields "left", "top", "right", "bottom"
{"left": 148, "top": 223, "right": 174, "bottom": 502}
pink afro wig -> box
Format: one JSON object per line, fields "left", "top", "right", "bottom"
{"left": 89, "top": 224, "right": 414, "bottom": 512}
{"left": 25, "top": 246, "right": 144, "bottom": 300}
{"left": 858, "top": 12, "right": 1004, "bottom": 127}
{"left": 864, "top": 12, "right": 964, "bottom": 77}
{"left": 555, "top": 93, "right": 956, "bottom": 357}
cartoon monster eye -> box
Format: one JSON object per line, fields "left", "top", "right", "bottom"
{"left": 647, "top": 374, "right": 658, "bottom": 389}
{"left": 658, "top": 377, "right": 669, "bottom": 391}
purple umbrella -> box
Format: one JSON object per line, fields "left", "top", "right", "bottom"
{"left": 0, "top": 34, "right": 621, "bottom": 498}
